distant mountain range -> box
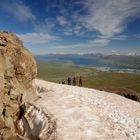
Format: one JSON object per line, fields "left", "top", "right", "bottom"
{"left": 35, "top": 53, "right": 140, "bottom": 71}
{"left": 35, "top": 53, "right": 140, "bottom": 58}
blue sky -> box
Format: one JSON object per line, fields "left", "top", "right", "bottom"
{"left": 0, "top": 0, "right": 140, "bottom": 55}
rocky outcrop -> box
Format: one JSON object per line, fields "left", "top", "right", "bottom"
{"left": 0, "top": 31, "right": 37, "bottom": 139}
{"left": 22, "top": 103, "right": 57, "bottom": 140}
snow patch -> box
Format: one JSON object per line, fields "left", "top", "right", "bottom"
{"left": 28, "top": 79, "right": 140, "bottom": 140}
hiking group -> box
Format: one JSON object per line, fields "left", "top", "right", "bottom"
{"left": 61, "top": 76, "right": 83, "bottom": 86}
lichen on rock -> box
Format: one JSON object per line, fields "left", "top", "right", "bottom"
{"left": 0, "top": 31, "right": 37, "bottom": 139}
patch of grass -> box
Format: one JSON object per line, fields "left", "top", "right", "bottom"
{"left": 37, "top": 60, "right": 140, "bottom": 93}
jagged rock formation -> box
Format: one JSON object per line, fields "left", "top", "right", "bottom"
{"left": 23, "top": 103, "right": 57, "bottom": 140}
{"left": 0, "top": 31, "right": 37, "bottom": 139}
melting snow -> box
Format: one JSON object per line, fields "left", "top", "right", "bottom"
{"left": 27, "top": 79, "right": 140, "bottom": 140}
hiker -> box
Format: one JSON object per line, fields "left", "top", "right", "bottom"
{"left": 67, "top": 77, "right": 71, "bottom": 85}
{"left": 73, "top": 77, "right": 76, "bottom": 86}
{"left": 79, "top": 76, "right": 83, "bottom": 86}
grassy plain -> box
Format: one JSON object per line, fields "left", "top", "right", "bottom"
{"left": 37, "top": 60, "right": 140, "bottom": 93}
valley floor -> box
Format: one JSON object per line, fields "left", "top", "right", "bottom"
{"left": 30, "top": 79, "right": 140, "bottom": 140}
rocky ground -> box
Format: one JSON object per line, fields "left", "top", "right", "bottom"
{"left": 26, "top": 79, "right": 140, "bottom": 140}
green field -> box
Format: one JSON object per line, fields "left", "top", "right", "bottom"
{"left": 37, "top": 60, "right": 140, "bottom": 93}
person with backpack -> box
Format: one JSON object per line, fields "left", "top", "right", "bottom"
{"left": 73, "top": 77, "right": 76, "bottom": 86}
{"left": 79, "top": 76, "right": 83, "bottom": 86}
{"left": 67, "top": 77, "right": 71, "bottom": 85}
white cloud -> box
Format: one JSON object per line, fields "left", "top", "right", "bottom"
{"left": 88, "top": 38, "right": 110, "bottom": 47}
{"left": 111, "top": 50, "right": 117, "bottom": 53}
{"left": 34, "top": 18, "right": 57, "bottom": 34}
{"left": 44, "top": 0, "right": 140, "bottom": 46}
{"left": 80, "top": 0, "right": 140, "bottom": 37}
{"left": 57, "top": 16, "right": 68, "bottom": 26}
{"left": 17, "top": 32, "right": 59, "bottom": 44}
{"left": 63, "top": 27, "right": 73, "bottom": 35}
{"left": 128, "top": 52, "right": 136, "bottom": 56}
{"left": 110, "top": 35, "right": 128, "bottom": 41}
{"left": 2, "top": 1, "right": 35, "bottom": 22}
{"left": 67, "top": 0, "right": 140, "bottom": 47}
{"left": 97, "top": 34, "right": 128, "bottom": 41}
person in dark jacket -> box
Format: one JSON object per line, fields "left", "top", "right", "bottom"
{"left": 73, "top": 77, "right": 76, "bottom": 86}
{"left": 67, "top": 77, "right": 71, "bottom": 85}
{"left": 79, "top": 76, "right": 83, "bottom": 86}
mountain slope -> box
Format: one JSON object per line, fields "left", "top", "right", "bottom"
{"left": 29, "top": 79, "right": 140, "bottom": 140}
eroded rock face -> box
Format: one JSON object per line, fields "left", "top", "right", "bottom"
{"left": 0, "top": 31, "right": 37, "bottom": 139}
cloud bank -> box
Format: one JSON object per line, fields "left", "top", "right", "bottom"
{"left": 41, "top": 0, "right": 140, "bottom": 47}
{"left": 81, "top": 0, "right": 140, "bottom": 36}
